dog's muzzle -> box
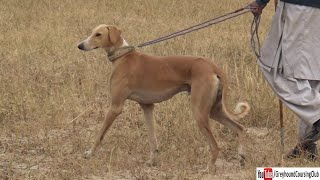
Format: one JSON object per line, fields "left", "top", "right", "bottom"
{"left": 78, "top": 43, "right": 85, "bottom": 50}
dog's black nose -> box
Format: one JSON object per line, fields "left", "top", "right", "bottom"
{"left": 78, "top": 43, "right": 84, "bottom": 50}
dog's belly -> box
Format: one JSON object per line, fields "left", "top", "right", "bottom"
{"left": 128, "top": 85, "right": 190, "bottom": 104}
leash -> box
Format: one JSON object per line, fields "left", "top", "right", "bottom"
{"left": 108, "top": 6, "right": 261, "bottom": 61}
{"left": 135, "top": 5, "right": 263, "bottom": 67}
{"left": 113, "top": 5, "right": 263, "bottom": 65}
{"left": 250, "top": 15, "right": 262, "bottom": 61}
{"left": 136, "top": 6, "right": 254, "bottom": 48}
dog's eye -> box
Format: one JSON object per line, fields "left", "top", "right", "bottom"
{"left": 96, "top": 33, "right": 102, "bottom": 37}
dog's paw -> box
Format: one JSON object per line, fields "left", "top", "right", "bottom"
{"left": 240, "top": 154, "right": 246, "bottom": 167}
{"left": 200, "top": 163, "right": 217, "bottom": 174}
{"left": 146, "top": 150, "right": 160, "bottom": 166}
{"left": 83, "top": 150, "right": 93, "bottom": 159}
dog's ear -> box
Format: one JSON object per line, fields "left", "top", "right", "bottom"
{"left": 108, "top": 26, "right": 122, "bottom": 44}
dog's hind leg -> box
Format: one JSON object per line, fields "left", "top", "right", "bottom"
{"left": 210, "top": 92, "right": 247, "bottom": 166}
{"left": 191, "top": 75, "right": 220, "bottom": 171}
{"left": 140, "top": 104, "right": 159, "bottom": 166}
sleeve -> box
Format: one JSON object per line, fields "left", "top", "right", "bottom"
{"left": 256, "top": 0, "right": 270, "bottom": 5}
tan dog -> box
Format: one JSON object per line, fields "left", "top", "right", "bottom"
{"left": 78, "top": 24, "right": 250, "bottom": 170}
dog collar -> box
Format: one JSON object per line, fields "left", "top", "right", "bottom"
{"left": 107, "top": 46, "right": 136, "bottom": 62}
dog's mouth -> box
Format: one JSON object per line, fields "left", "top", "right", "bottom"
{"left": 93, "top": 47, "right": 99, "bottom": 49}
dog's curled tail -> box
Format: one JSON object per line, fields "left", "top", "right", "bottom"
{"left": 215, "top": 66, "right": 251, "bottom": 121}
{"left": 233, "top": 102, "right": 251, "bottom": 120}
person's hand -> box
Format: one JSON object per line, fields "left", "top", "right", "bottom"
{"left": 248, "top": 1, "right": 266, "bottom": 16}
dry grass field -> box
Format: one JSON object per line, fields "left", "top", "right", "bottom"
{"left": 1, "top": 0, "right": 320, "bottom": 179}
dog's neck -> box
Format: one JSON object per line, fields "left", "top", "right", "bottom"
{"left": 106, "top": 38, "right": 135, "bottom": 62}
{"left": 106, "top": 38, "right": 128, "bottom": 53}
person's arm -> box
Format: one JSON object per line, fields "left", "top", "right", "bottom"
{"left": 249, "top": 0, "right": 269, "bottom": 16}
{"left": 256, "top": 0, "right": 270, "bottom": 6}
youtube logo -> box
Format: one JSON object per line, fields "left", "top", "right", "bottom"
{"left": 257, "top": 167, "right": 273, "bottom": 180}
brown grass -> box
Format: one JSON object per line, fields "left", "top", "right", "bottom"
{"left": 1, "top": 0, "right": 319, "bottom": 179}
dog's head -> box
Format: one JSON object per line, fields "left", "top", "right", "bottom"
{"left": 78, "top": 24, "right": 122, "bottom": 51}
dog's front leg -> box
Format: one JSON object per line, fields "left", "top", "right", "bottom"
{"left": 140, "top": 104, "right": 159, "bottom": 165}
{"left": 84, "top": 101, "right": 124, "bottom": 159}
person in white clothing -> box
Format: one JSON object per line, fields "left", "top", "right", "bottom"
{"left": 250, "top": 0, "right": 320, "bottom": 161}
